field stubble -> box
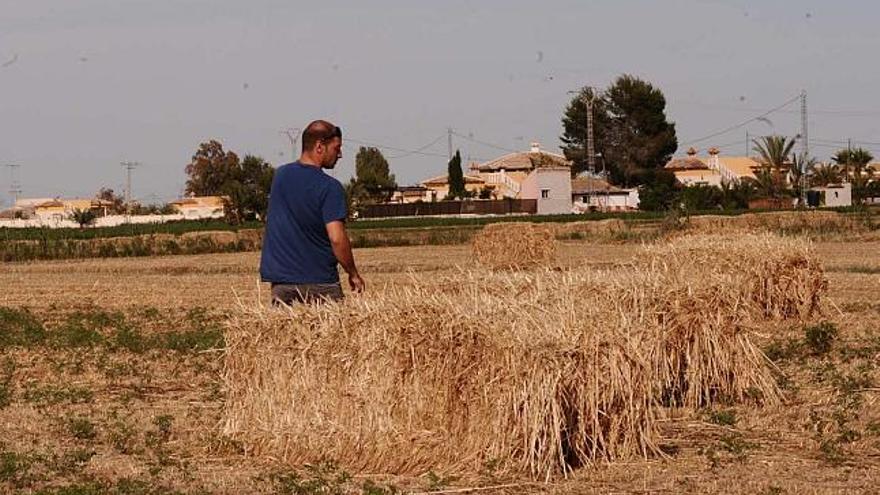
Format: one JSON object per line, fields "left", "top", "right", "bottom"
{"left": 0, "top": 239, "right": 878, "bottom": 493}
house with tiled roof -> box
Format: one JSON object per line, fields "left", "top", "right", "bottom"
{"left": 419, "top": 174, "right": 487, "bottom": 201}
{"left": 571, "top": 174, "right": 639, "bottom": 212}
{"left": 665, "top": 147, "right": 760, "bottom": 186}
{"left": 469, "top": 142, "right": 571, "bottom": 199}
{"left": 469, "top": 142, "right": 574, "bottom": 214}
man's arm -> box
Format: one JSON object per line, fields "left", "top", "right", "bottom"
{"left": 326, "top": 220, "right": 365, "bottom": 292}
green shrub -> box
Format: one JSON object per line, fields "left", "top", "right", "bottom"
{"left": 805, "top": 322, "right": 838, "bottom": 355}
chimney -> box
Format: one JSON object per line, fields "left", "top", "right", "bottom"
{"left": 686, "top": 147, "right": 698, "bottom": 156}
{"left": 530, "top": 142, "right": 541, "bottom": 153}
{"left": 707, "top": 147, "right": 720, "bottom": 170}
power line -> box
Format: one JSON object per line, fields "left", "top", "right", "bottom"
{"left": 450, "top": 131, "right": 519, "bottom": 153}
{"left": 345, "top": 138, "right": 449, "bottom": 159}
{"left": 680, "top": 94, "right": 802, "bottom": 147}
{"left": 385, "top": 133, "right": 447, "bottom": 159}
{"left": 675, "top": 100, "right": 880, "bottom": 116}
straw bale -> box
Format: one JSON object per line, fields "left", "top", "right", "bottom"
{"left": 687, "top": 211, "right": 862, "bottom": 235}
{"left": 223, "top": 234, "right": 815, "bottom": 477}
{"left": 552, "top": 218, "right": 626, "bottom": 238}
{"left": 180, "top": 230, "right": 238, "bottom": 245}
{"left": 638, "top": 233, "right": 827, "bottom": 320}
{"left": 236, "top": 228, "right": 263, "bottom": 249}
{"left": 471, "top": 222, "right": 556, "bottom": 269}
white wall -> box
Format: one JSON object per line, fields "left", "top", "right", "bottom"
{"left": 522, "top": 168, "right": 572, "bottom": 214}
{"left": 815, "top": 183, "right": 852, "bottom": 207}
{"left": 0, "top": 212, "right": 224, "bottom": 229}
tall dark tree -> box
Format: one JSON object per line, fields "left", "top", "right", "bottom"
{"left": 562, "top": 75, "right": 678, "bottom": 186}
{"left": 447, "top": 150, "right": 466, "bottom": 200}
{"left": 185, "top": 140, "right": 241, "bottom": 196}
{"left": 636, "top": 168, "right": 680, "bottom": 211}
{"left": 351, "top": 147, "right": 397, "bottom": 204}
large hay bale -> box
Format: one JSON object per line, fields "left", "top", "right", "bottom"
{"left": 222, "top": 234, "right": 820, "bottom": 477}
{"left": 223, "top": 272, "right": 660, "bottom": 478}
{"left": 472, "top": 222, "right": 556, "bottom": 269}
{"left": 638, "top": 233, "right": 827, "bottom": 320}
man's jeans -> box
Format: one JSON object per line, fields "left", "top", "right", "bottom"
{"left": 271, "top": 282, "right": 344, "bottom": 305}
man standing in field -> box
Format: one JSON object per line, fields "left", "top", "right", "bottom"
{"left": 260, "top": 120, "right": 365, "bottom": 304}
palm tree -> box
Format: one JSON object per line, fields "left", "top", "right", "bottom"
{"left": 789, "top": 153, "right": 817, "bottom": 206}
{"left": 746, "top": 168, "right": 789, "bottom": 202}
{"left": 810, "top": 163, "right": 842, "bottom": 187}
{"left": 833, "top": 147, "right": 874, "bottom": 204}
{"left": 750, "top": 135, "right": 795, "bottom": 201}
{"left": 753, "top": 135, "right": 796, "bottom": 172}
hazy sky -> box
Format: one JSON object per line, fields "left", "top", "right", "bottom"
{"left": 1, "top": 0, "right": 879, "bottom": 207}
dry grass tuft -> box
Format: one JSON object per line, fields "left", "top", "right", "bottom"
{"left": 472, "top": 222, "right": 556, "bottom": 269}
{"left": 222, "top": 234, "right": 823, "bottom": 478}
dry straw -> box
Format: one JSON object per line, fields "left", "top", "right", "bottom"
{"left": 222, "top": 233, "right": 822, "bottom": 479}
{"left": 686, "top": 210, "right": 862, "bottom": 236}
{"left": 638, "top": 233, "right": 827, "bottom": 320}
{"left": 471, "top": 222, "right": 556, "bottom": 269}
{"left": 550, "top": 218, "right": 626, "bottom": 238}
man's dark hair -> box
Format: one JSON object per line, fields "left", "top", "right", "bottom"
{"left": 301, "top": 120, "right": 342, "bottom": 152}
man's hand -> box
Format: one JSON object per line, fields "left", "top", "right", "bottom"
{"left": 349, "top": 273, "right": 365, "bottom": 293}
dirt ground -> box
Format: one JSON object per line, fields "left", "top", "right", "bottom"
{"left": 0, "top": 240, "right": 878, "bottom": 494}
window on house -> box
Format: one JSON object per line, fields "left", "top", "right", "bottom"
{"left": 541, "top": 189, "right": 550, "bottom": 199}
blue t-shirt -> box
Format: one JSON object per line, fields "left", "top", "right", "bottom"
{"left": 260, "top": 162, "right": 347, "bottom": 284}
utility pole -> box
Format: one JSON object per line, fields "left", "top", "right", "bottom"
{"left": 585, "top": 91, "right": 596, "bottom": 174}
{"left": 447, "top": 127, "right": 453, "bottom": 163}
{"left": 800, "top": 90, "right": 808, "bottom": 206}
{"left": 745, "top": 131, "right": 750, "bottom": 157}
{"left": 280, "top": 128, "right": 301, "bottom": 162}
{"left": 3, "top": 164, "right": 21, "bottom": 208}
{"left": 583, "top": 88, "right": 597, "bottom": 211}
{"left": 120, "top": 161, "right": 140, "bottom": 216}
{"left": 846, "top": 138, "right": 852, "bottom": 183}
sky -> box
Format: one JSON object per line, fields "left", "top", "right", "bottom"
{"left": 1, "top": 0, "right": 879, "bottom": 207}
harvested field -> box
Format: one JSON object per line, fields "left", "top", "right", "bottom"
{"left": 0, "top": 237, "right": 878, "bottom": 493}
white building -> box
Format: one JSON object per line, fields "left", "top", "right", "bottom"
{"left": 665, "top": 147, "right": 761, "bottom": 186}
{"left": 169, "top": 196, "right": 226, "bottom": 219}
{"left": 809, "top": 183, "right": 852, "bottom": 207}
{"left": 571, "top": 175, "right": 639, "bottom": 212}
{"left": 520, "top": 166, "right": 572, "bottom": 214}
